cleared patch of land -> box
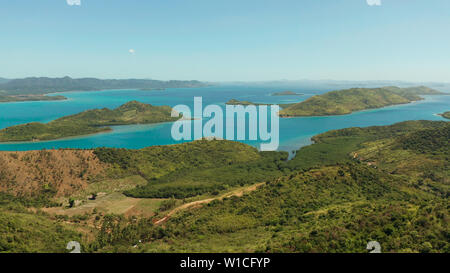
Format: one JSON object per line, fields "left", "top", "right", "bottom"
{"left": 0, "top": 149, "right": 106, "bottom": 198}
{"left": 44, "top": 192, "right": 165, "bottom": 218}
{"left": 225, "top": 99, "right": 269, "bottom": 106}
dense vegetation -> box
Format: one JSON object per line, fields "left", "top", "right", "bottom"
{"left": 87, "top": 120, "right": 449, "bottom": 253}
{"left": 225, "top": 99, "right": 269, "bottom": 106}
{"left": 0, "top": 94, "right": 66, "bottom": 102}
{"left": 0, "top": 76, "right": 209, "bottom": 95}
{"left": 0, "top": 120, "right": 448, "bottom": 253}
{"left": 279, "top": 86, "right": 442, "bottom": 117}
{"left": 0, "top": 193, "right": 83, "bottom": 253}
{"left": 94, "top": 140, "right": 289, "bottom": 198}
{"left": 0, "top": 101, "right": 179, "bottom": 142}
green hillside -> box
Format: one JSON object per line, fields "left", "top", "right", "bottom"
{"left": 87, "top": 120, "right": 449, "bottom": 253}
{"left": 0, "top": 120, "right": 448, "bottom": 253}
{"left": 0, "top": 101, "right": 179, "bottom": 142}
{"left": 383, "top": 85, "right": 445, "bottom": 96}
{"left": 278, "top": 86, "right": 441, "bottom": 117}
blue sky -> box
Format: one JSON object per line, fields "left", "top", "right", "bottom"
{"left": 0, "top": 0, "right": 449, "bottom": 82}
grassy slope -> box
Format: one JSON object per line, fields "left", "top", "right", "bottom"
{"left": 0, "top": 209, "right": 83, "bottom": 253}
{"left": 0, "top": 101, "right": 179, "bottom": 142}
{"left": 0, "top": 194, "right": 83, "bottom": 253}
{"left": 279, "top": 86, "right": 441, "bottom": 117}
{"left": 0, "top": 76, "right": 208, "bottom": 95}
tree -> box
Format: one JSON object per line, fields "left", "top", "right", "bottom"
{"left": 68, "top": 198, "right": 75, "bottom": 208}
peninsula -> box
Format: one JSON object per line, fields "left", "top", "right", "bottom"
{"left": 271, "top": 91, "right": 304, "bottom": 96}
{"left": 279, "top": 86, "right": 444, "bottom": 117}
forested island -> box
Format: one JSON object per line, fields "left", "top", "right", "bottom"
{"left": 0, "top": 94, "right": 66, "bottom": 103}
{"left": 0, "top": 101, "right": 179, "bottom": 142}
{"left": 279, "top": 86, "right": 445, "bottom": 117}
{"left": 225, "top": 99, "right": 269, "bottom": 106}
{"left": 272, "top": 91, "right": 304, "bottom": 96}
{"left": 0, "top": 120, "right": 448, "bottom": 252}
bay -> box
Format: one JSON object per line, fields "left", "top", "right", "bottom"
{"left": 0, "top": 84, "right": 448, "bottom": 154}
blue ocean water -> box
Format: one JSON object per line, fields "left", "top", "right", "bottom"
{"left": 0, "top": 84, "right": 449, "bottom": 153}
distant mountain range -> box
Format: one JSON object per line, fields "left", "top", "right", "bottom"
{"left": 225, "top": 79, "right": 450, "bottom": 92}
{"left": 0, "top": 76, "right": 210, "bottom": 95}
{"left": 0, "top": 78, "right": 10, "bottom": 84}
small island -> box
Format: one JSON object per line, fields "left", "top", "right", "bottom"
{"left": 271, "top": 91, "right": 304, "bottom": 96}
{"left": 0, "top": 94, "right": 67, "bottom": 103}
{"left": 279, "top": 86, "right": 444, "bottom": 117}
{"left": 225, "top": 99, "right": 269, "bottom": 106}
{"left": 0, "top": 101, "right": 180, "bottom": 142}
{"left": 439, "top": 111, "right": 450, "bottom": 119}
{"left": 225, "top": 99, "right": 296, "bottom": 109}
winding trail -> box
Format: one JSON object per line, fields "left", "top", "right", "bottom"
{"left": 154, "top": 182, "right": 265, "bottom": 225}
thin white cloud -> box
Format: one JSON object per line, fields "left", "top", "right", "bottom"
{"left": 366, "top": 0, "right": 381, "bottom": 6}
{"left": 129, "top": 49, "right": 136, "bottom": 54}
{"left": 67, "top": 0, "right": 81, "bottom": 6}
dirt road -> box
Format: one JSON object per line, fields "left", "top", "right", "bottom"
{"left": 154, "top": 182, "right": 265, "bottom": 225}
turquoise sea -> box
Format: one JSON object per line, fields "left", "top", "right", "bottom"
{"left": 0, "top": 84, "right": 449, "bottom": 154}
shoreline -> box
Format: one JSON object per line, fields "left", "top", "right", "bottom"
{"left": 0, "top": 121, "right": 177, "bottom": 145}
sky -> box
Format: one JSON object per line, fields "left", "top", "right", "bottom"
{"left": 0, "top": 0, "right": 449, "bottom": 82}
